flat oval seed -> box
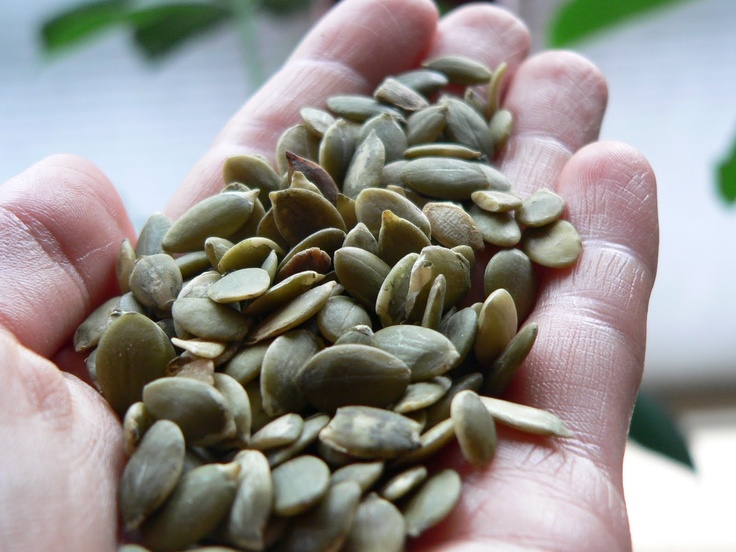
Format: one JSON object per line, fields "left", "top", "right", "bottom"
{"left": 271, "top": 455, "right": 331, "bottom": 516}
{"left": 443, "top": 97, "right": 493, "bottom": 158}
{"left": 521, "top": 219, "right": 583, "bottom": 268}
{"left": 175, "top": 251, "right": 211, "bottom": 280}
{"left": 479, "top": 396, "right": 573, "bottom": 437}
{"left": 489, "top": 108, "right": 514, "bottom": 150}
{"left": 171, "top": 297, "right": 251, "bottom": 342}
{"left": 317, "top": 295, "right": 373, "bottom": 343}
{"left": 355, "top": 187, "right": 432, "bottom": 238}
{"left": 213, "top": 372, "right": 252, "bottom": 444}
{"left": 129, "top": 254, "right": 183, "bottom": 312}
{"left": 342, "top": 130, "right": 386, "bottom": 199}
{"left": 274, "top": 247, "right": 331, "bottom": 282}
{"left": 274, "top": 480, "right": 361, "bottom": 552}
{"left": 223, "top": 340, "right": 270, "bottom": 386}
{"left": 421, "top": 274, "right": 446, "bottom": 330}
{"left": 451, "top": 390, "right": 497, "bottom": 467}
{"left": 330, "top": 462, "right": 384, "bottom": 492}
{"left": 484, "top": 323, "right": 539, "bottom": 396}
{"left": 406, "top": 104, "right": 448, "bottom": 146}
{"left": 119, "top": 420, "right": 185, "bottom": 531}
{"left": 123, "top": 401, "right": 154, "bottom": 456}
{"left": 393, "top": 68, "right": 449, "bottom": 95}
{"left": 377, "top": 210, "right": 432, "bottom": 267}
{"left": 319, "top": 406, "right": 421, "bottom": 460}
{"left": 246, "top": 281, "right": 337, "bottom": 344}
{"left": 207, "top": 268, "right": 271, "bottom": 303}
{"left": 484, "top": 248, "right": 537, "bottom": 322}
{"left": 136, "top": 213, "right": 172, "bottom": 257}
{"left": 226, "top": 450, "right": 273, "bottom": 551}
{"left": 162, "top": 191, "right": 256, "bottom": 253}
{"left": 140, "top": 463, "right": 240, "bottom": 552}
{"left": 270, "top": 187, "right": 346, "bottom": 246}
{"left": 374, "top": 76, "right": 429, "bottom": 111}
{"left": 285, "top": 152, "right": 341, "bottom": 205}
{"left": 170, "top": 337, "right": 226, "bottom": 360}
{"left": 424, "top": 372, "right": 484, "bottom": 429}
{"left": 218, "top": 237, "right": 285, "bottom": 273}
{"left": 393, "top": 377, "right": 452, "bottom": 414}
{"left": 266, "top": 414, "right": 330, "bottom": 468}
{"left": 301, "top": 107, "right": 336, "bottom": 137}
{"left": 469, "top": 204, "right": 521, "bottom": 247}
{"left": 260, "top": 329, "right": 321, "bottom": 416}
{"left": 344, "top": 222, "right": 379, "bottom": 255}
{"left": 333, "top": 324, "right": 375, "bottom": 347}
{"left": 222, "top": 154, "right": 282, "bottom": 208}
{"left": 373, "top": 325, "right": 460, "bottom": 382}
{"left": 319, "top": 118, "right": 359, "bottom": 185}
{"left": 402, "top": 469, "right": 462, "bottom": 537}
{"left": 243, "top": 270, "right": 324, "bottom": 317}
{"left": 471, "top": 189, "right": 523, "bottom": 212}
{"left": 275, "top": 124, "right": 320, "bottom": 175}
{"left": 404, "top": 142, "right": 482, "bottom": 160}
{"left": 73, "top": 296, "right": 119, "bottom": 352}
{"left": 95, "top": 312, "right": 176, "bottom": 415}
{"left": 333, "top": 247, "right": 391, "bottom": 309}
{"left": 390, "top": 417, "right": 455, "bottom": 469}
{"left": 439, "top": 306, "right": 478, "bottom": 365}
{"left": 423, "top": 55, "right": 492, "bottom": 85}
{"left": 401, "top": 157, "right": 490, "bottom": 200}
{"left": 517, "top": 188, "right": 565, "bottom": 227}
{"left": 327, "top": 95, "right": 405, "bottom": 123}
{"left": 277, "top": 227, "right": 345, "bottom": 271}
{"left": 142, "top": 377, "right": 233, "bottom": 446}
{"left": 358, "top": 113, "right": 407, "bottom": 163}
{"left": 344, "top": 494, "right": 405, "bottom": 552}
{"left": 249, "top": 413, "right": 304, "bottom": 451}
{"left": 297, "top": 344, "right": 410, "bottom": 412}
{"left": 116, "top": 238, "right": 136, "bottom": 294}
{"left": 423, "top": 201, "right": 484, "bottom": 251}
{"left": 375, "top": 252, "right": 419, "bottom": 327}
{"left": 379, "top": 465, "right": 428, "bottom": 502}
{"left": 475, "top": 288, "right": 518, "bottom": 365}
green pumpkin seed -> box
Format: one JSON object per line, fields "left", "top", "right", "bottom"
{"left": 355, "top": 187, "right": 431, "bottom": 238}
{"left": 222, "top": 154, "right": 282, "bottom": 209}
{"left": 424, "top": 372, "right": 483, "bottom": 430}
{"left": 140, "top": 462, "right": 240, "bottom": 552}
{"left": 320, "top": 406, "right": 422, "bottom": 460}
{"left": 206, "top": 268, "right": 271, "bottom": 303}
{"left": 143, "top": 377, "right": 234, "bottom": 446}
{"left": 358, "top": 113, "right": 407, "bottom": 163}
{"left": 285, "top": 151, "right": 340, "bottom": 205}
{"left": 317, "top": 295, "right": 373, "bottom": 343}
{"left": 401, "top": 469, "right": 462, "bottom": 537}
{"left": 451, "top": 390, "right": 497, "bottom": 467}
{"left": 342, "top": 130, "right": 386, "bottom": 200}
{"left": 116, "top": 238, "right": 136, "bottom": 294}
{"left": 442, "top": 97, "right": 493, "bottom": 158}
{"left": 483, "top": 248, "right": 538, "bottom": 322}
{"left": 517, "top": 188, "right": 565, "bottom": 227}
{"left": 96, "top": 312, "right": 176, "bottom": 415}
{"left": 218, "top": 237, "right": 285, "bottom": 273}
{"left": 421, "top": 274, "right": 446, "bottom": 330}
{"left": 489, "top": 108, "right": 514, "bottom": 150}
{"left": 266, "top": 413, "right": 330, "bottom": 468}
{"left": 274, "top": 480, "right": 361, "bottom": 552}
{"left": 406, "top": 104, "right": 448, "bottom": 146}
{"left": 270, "top": 187, "right": 346, "bottom": 246}
{"left": 484, "top": 323, "right": 539, "bottom": 396}
{"left": 330, "top": 461, "right": 384, "bottom": 492}
{"left": 424, "top": 201, "right": 484, "bottom": 251}
{"left": 123, "top": 401, "right": 154, "bottom": 456}
{"left": 471, "top": 189, "right": 522, "bottom": 212}
{"left": 226, "top": 449, "right": 273, "bottom": 551}
{"left": 521, "top": 219, "right": 582, "bottom": 268}
{"left": 246, "top": 379, "right": 274, "bottom": 435}
{"left": 392, "top": 376, "right": 452, "bottom": 414}
{"left": 243, "top": 270, "right": 324, "bottom": 317}
{"left": 393, "top": 68, "right": 448, "bottom": 95}
{"left": 343, "top": 222, "right": 379, "bottom": 255}
{"left": 468, "top": 204, "right": 521, "bottom": 247}
{"left": 485, "top": 61, "right": 508, "bottom": 119}
{"left": 136, "top": 213, "right": 172, "bottom": 257}
{"left": 423, "top": 55, "right": 492, "bottom": 85}
{"left": 274, "top": 247, "right": 331, "bottom": 283}
{"left": 333, "top": 247, "right": 390, "bottom": 309}
{"left": 256, "top": 208, "right": 289, "bottom": 251}
{"left": 404, "top": 142, "right": 483, "bottom": 160}
{"left": 301, "top": 107, "right": 337, "bottom": 137}
{"left": 171, "top": 297, "right": 251, "bottom": 342}
{"left": 275, "top": 124, "right": 320, "bottom": 175}
{"left": 326, "top": 95, "right": 405, "bottom": 123}
{"left": 333, "top": 324, "right": 375, "bottom": 347}
{"left": 261, "top": 248, "right": 279, "bottom": 282}
{"left": 222, "top": 340, "right": 270, "bottom": 386}
{"left": 343, "top": 494, "right": 405, "bottom": 552}
{"left": 260, "top": 329, "right": 321, "bottom": 416}
{"left": 475, "top": 288, "right": 518, "bottom": 365}
{"left": 277, "top": 227, "right": 345, "bottom": 272}
{"left": 374, "top": 77, "right": 429, "bottom": 112}
{"left": 162, "top": 191, "right": 258, "bottom": 253}
{"left": 377, "top": 210, "right": 432, "bottom": 266}
{"left": 401, "top": 157, "right": 491, "bottom": 200}
{"left": 272, "top": 455, "right": 331, "bottom": 516}
{"left": 319, "top": 118, "right": 359, "bottom": 185}
{"left": 119, "top": 420, "right": 185, "bottom": 531}
{"left": 439, "top": 306, "right": 478, "bottom": 365}
{"left": 213, "top": 372, "right": 252, "bottom": 444}
{"left": 381, "top": 160, "right": 408, "bottom": 187}
{"left": 375, "top": 252, "right": 418, "bottom": 327}
{"left": 378, "top": 465, "right": 427, "bottom": 502}
{"left": 73, "top": 296, "right": 119, "bottom": 352}
{"left": 479, "top": 395, "right": 573, "bottom": 437}
{"left": 204, "top": 237, "right": 234, "bottom": 270}
{"left": 246, "top": 280, "right": 337, "bottom": 344}
{"left": 129, "top": 254, "right": 183, "bottom": 312}
{"left": 175, "top": 251, "right": 212, "bottom": 280}
{"left": 297, "top": 344, "right": 410, "bottom": 412}
{"left": 170, "top": 337, "right": 226, "bottom": 359}
{"left": 250, "top": 413, "right": 304, "bottom": 451}
{"left": 390, "top": 417, "right": 455, "bottom": 469}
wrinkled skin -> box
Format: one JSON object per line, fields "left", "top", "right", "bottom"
{"left": 0, "top": 1, "right": 657, "bottom": 551}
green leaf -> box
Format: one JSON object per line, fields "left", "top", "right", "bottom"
{"left": 39, "top": 0, "right": 131, "bottom": 54}
{"left": 716, "top": 130, "right": 736, "bottom": 205}
{"left": 261, "top": 0, "right": 309, "bottom": 16}
{"left": 548, "top": 0, "right": 692, "bottom": 47}
{"left": 629, "top": 392, "right": 694, "bottom": 469}
{"left": 128, "top": 3, "right": 231, "bottom": 60}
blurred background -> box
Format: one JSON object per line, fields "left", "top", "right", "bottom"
{"left": 1, "top": 0, "right": 735, "bottom": 549}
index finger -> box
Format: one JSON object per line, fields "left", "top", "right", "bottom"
{"left": 166, "top": 0, "right": 440, "bottom": 217}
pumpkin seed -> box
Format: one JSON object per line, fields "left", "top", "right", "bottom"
{"left": 123, "top": 401, "right": 154, "bottom": 456}
{"left": 330, "top": 461, "right": 384, "bottom": 493}
{"left": 377, "top": 210, "right": 432, "bottom": 267}
{"left": 342, "top": 130, "right": 386, "bottom": 200}
{"left": 223, "top": 154, "right": 283, "bottom": 209}
{"left": 374, "top": 76, "right": 429, "bottom": 111}
{"left": 401, "top": 469, "right": 462, "bottom": 537}
{"left": 250, "top": 413, "right": 304, "bottom": 451}
{"left": 483, "top": 248, "right": 538, "bottom": 322}
{"left": 319, "top": 118, "right": 359, "bottom": 185}
{"left": 301, "top": 107, "right": 336, "bottom": 137}
{"left": 266, "top": 414, "right": 331, "bottom": 468}
{"left": 484, "top": 323, "right": 539, "bottom": 396}
{"left": 343, "top": 494, "right": 405, "bottom": 552}
{"left": 226, "top": 450, "right": 273, "bottom": 551}
{"left": 271, "top": 455, "right": 331, "bottom": 516}
{"left": 275, "top": 124, "right": 320, "bottom": 175}
{"left": 326, "top": 95, "right": 405, "bottom": 123}
{"left": 129, "top": 254, "right": 183, "bottom": 312}
{"left": 475, "top": 288, "right": 518, "bottom": 365}
{"left": 358, "top": 113, "right": 407, "bottom": 163}
{"left": 451, "top": 390, "right": 497, "bottom": 467}
{"left": 393, "top": 68, "right": 448, "bottom": 95}
{"left": 521, "top": 219, "right": 583, "bottom": 268}
{"left": 378, "top": 465, "right": 428, "bottom": 502}
{"left": 218, "top": 237, "right": 285, "bottom": 273}
{"left": 136, "top": 213, "right": 172, "bottom": 257}
{"left": 73, "top": 296, "right": 119, "bottom": 352}
{"left": 406, "top": 104, "right": 448, "bottom": 146}
{"left": 479, "top": 395, "right": 573, "bottom": 437}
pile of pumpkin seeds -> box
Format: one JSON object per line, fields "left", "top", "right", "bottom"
{"left": 76, "top": 54, "right": 582, "bottom": 552}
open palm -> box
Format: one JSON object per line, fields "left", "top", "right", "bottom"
{"left": 0, "top": 1, "right": 657, "bottom": 550}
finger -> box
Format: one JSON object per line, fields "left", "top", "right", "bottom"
{"left": 167, "top": 0, "right": 440, "bottom": 216}
{"left": 500, "top": 50, "right": 609, "bottom": 195}
{"left": 424, "top": 3, "right": 531, "bottom": 73}
{"left": 0, "top": 154, "right": 134, "bottom": 359}
{"left": 512, "top": 141, "right": 659, "bottom": 471}
{"left": 0, "top": 330, "right": 122, "bottom": 549}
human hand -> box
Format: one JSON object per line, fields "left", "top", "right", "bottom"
{"left": 0, "top": 1, "right": 658, "bottom": 551}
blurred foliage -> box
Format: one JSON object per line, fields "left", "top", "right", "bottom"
{"left": 717, "top": 134, "right": 736, "bottom": 204}
{"left": 629, "top": 393, "right": 694, "bottom": 469}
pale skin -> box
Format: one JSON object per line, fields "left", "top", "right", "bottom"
{"left": 0, "top": 1, "right": 658, "bottom": 550}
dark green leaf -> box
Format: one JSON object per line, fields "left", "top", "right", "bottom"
{"left": 629, "top": 392, "right": 694, "bottom": 469}
{"left": 717, "top": 130, "right": 736, "bottom": 205}
{"left": 39, "top": 0, "right": 130, "bottom": 54}
{"left": 128, "top": 3, "right": 231, "bottom": 60}
{"left": 261, "top": 0, "right": 309, "bottom": 16}
{"left": 548, "top": 0, "right": 692, "bottom": 47}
